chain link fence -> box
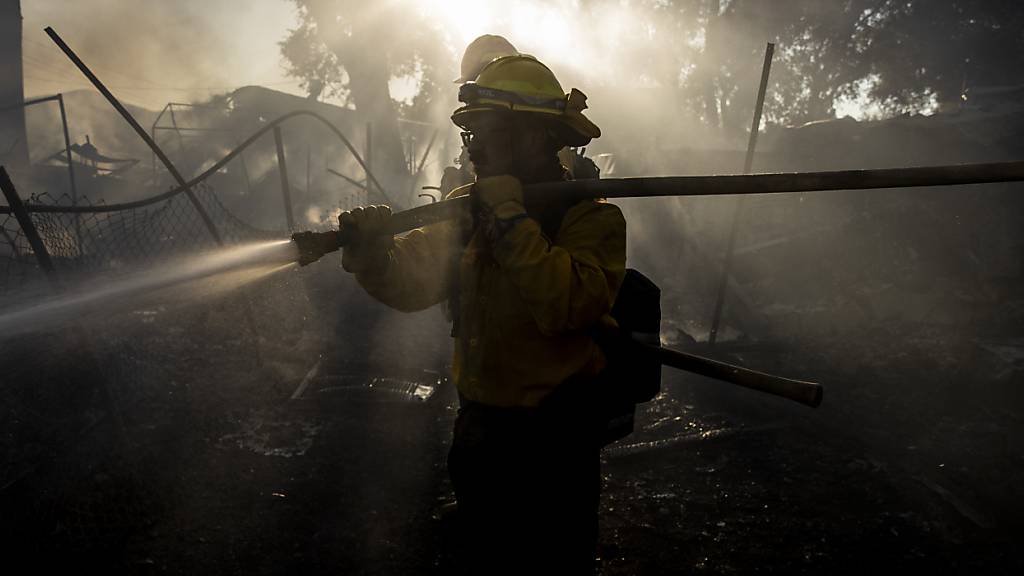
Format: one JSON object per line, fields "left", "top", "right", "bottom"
{"left": 2, "top": 183, "right": 278, "bottom": 292}
{"left": 0, "top": 165, "right": 288, "bottom": 553}
{"left": 0, "top": 92, "right": 428, "bottom": 562}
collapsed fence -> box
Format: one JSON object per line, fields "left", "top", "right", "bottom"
{"left": 0, "top": 108, "right": 391, "bottom": 296}
{"left": 1, "top": 31, "right": 430, "bottom": 537}
{"left": 0, "top": 102, "right": 390, "bottom": 551}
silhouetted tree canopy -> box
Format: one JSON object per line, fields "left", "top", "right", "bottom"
{"left": 280, "top": 0, "right": 1024, "bottom": 146}
{"left": 279, "top": 0, "right": 450, "bottom": 191}
{"left": 640, "top": 0, "right": 1024, "bottom": 132}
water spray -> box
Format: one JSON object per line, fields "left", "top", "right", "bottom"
{"left": 0, "top": 241, "right": 298, "bottom": 336}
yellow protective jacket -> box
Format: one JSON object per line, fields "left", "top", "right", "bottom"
{"left": 354, "top": 186, "right": 627, "bottom": 408}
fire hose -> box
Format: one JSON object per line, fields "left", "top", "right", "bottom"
{"left": 291, "top": 160, "right": 1024, "bottom": 408}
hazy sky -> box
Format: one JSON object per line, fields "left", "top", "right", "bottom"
{"left": 19, "top": 0, "right": 646, "bottom": 112}
{"left": 19, "top": 0, "right": 575, "bottom": 111}
{"left": 19, "top": 0, "right": 876, "bottom": 119}
{"left": 22, "top": 0, "right": 304, "bottom": 109}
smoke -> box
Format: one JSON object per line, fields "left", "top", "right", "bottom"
{"left": 0, "top": 240, "right": 299, "bottom": 337}
{"left": 21, "top": 0, "right": 300, "bottom": 110}
{"left": 5, "top": 2, "right": 1024, "bottom": 567}
{"left": 15, "top": 2, "right": 1024, "bottom": 327}
{"left": 12, "top": 0, "right": 1023, "bottom": 400}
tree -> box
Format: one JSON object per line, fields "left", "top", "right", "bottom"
{"left": 279, "top": 0, "right": 1024, "bottom": 163}
{"left": 702, "top": 0, "right": 1024, "bottom": 127}
{"left": 279, "top": 0, "right": 449, "bottom": 203}
{"left": 853, "top": 0, "right": 1024, "bottom": 113}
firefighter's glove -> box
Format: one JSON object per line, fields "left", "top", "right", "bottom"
{"left": 473, "top": 175, "right": 527, "bottom": 241}
{"left": 475, "top": 175, "right": 526, "bottom": 219}
{"left": 340, "top": 205, "right": 394, "bottom": 274}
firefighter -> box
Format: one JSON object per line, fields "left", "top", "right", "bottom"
{"left": 440, "top": 34, "right": 522, "bottom": 197}
{"left": 339, "top": 54, "right": 625, "bottom": 573}
{"left": 441, "top": 35, "right": 599, "bottom": 197}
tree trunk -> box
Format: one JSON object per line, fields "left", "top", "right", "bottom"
{"left": 304, "top": 0, "right": 412, "bottom": 207}
{"left": 0, "top": 0, "right": 30, "bottom": 168}
{"left": 337, "top": 35, "right": 410, "bottom": 202}
{"left": 700, "top": 0, "right": 722, "bottom": 129}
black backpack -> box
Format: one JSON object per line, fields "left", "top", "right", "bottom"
{"left": 595, "top": 268, "right": 663, "bottom": 446}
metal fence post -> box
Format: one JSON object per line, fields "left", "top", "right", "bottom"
{"left": 56, "top": 93, "right": 82, "bottom": 250}
{"left": 0, "top": 166, "right": 59, "bottom": 287}
{"left": 1, "top": 165, "right": 129, "bottom": 435}
{"left": 365, "top": 121, "right": 373, "bottom": 203}
{"left": 274, "top": 126, "right": 295, "bottom": 231}
{"left": 708, "top": 42, "right": 775, "bottom": 345}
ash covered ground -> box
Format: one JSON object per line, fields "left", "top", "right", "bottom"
{"left": 2, "top": 255, "right": 1021, "bottom": 575}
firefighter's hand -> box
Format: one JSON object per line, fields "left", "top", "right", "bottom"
{"left": 339, "top": 205, "right": 394, "bottom": 274}
{"left": 474, "top": 175, "right": 526, "bottom": 221}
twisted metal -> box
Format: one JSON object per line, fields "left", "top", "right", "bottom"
{"left": 1, "top": 109, "right": 394, "bottom": 215}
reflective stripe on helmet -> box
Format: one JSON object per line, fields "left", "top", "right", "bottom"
{"left": 458, "top": 83, "right": 567, "bottom": 112}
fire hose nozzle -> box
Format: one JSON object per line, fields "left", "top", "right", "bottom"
{"left": 291, "top": 230, "right": 342, "bottom": 266}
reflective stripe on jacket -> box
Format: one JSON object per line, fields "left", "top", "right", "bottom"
{"left": 355, "top": 186, "right": 627, "bottom": 407}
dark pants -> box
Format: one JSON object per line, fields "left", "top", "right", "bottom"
{"left": 447, "top": 391, "right": 602, "bottom": 575}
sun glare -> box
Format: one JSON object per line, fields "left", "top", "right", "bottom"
{"left": 417, "top": 0, "right": 495, "bottom": 45}
{"left": 416, "top": 0, "right": 580, "bottom": 68}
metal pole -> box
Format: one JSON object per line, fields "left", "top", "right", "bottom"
{"left": 274, "top": 126, "right": 295, "bottom": 231}
{"left": 416, "top": 130, "right": 438, "bottom": 175}
{"left": 152, "top": 126, "right": 235, "bottom": 133}
{"left": 57, "top": 93, "right": 81, "bottom": 250}
{"left": 327, "top": 168, "right": 370, "bottom": 191}
{"left": 0, "top": 109, "right": 396, "bottom": 214}
{"left": 0, "top": 94, "right": 61, "bottom": 111}
{"left": 57, "top": 94, "right": 78, "bottom": 204}
{"left": 44, "top": 26, "right": 223, "bottom": 246}
{"left": 365, "top": 121, "right": 373, "bottom": 202}
{"left": 409, "top": 128, "right": 439, "bottom": 198}
{"left": 168, "top": 103, "right": 188, "bottom": 159}
{"left": 0, "top": 167, "right": 58, "bottom": 287}
{"left": 403, "top": 135, "right": 411, "bottom": 172}
{"left": 2, "top": 167, "right": 128, "bottom": 433}
{"left": 708, "top": 42, "right": 775, "bottom": 345}
{"left": 239, "top": 146, "right": 253, "bottom": 196}
{"left": 43, "top": 28, "right": 271, "bottom": 372}
{"left": 151, "top": 103, "right": 170, "bottom": 186}
{"left": 742, "top": 44, "right": 775, "bottom": 175}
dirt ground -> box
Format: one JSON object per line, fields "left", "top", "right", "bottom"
{"left": 2, "top": 266, "right": 1022, "bottom": 575}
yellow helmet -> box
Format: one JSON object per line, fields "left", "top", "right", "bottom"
{"left": 452, "top": 55, "right": 601, "bottom": 147}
